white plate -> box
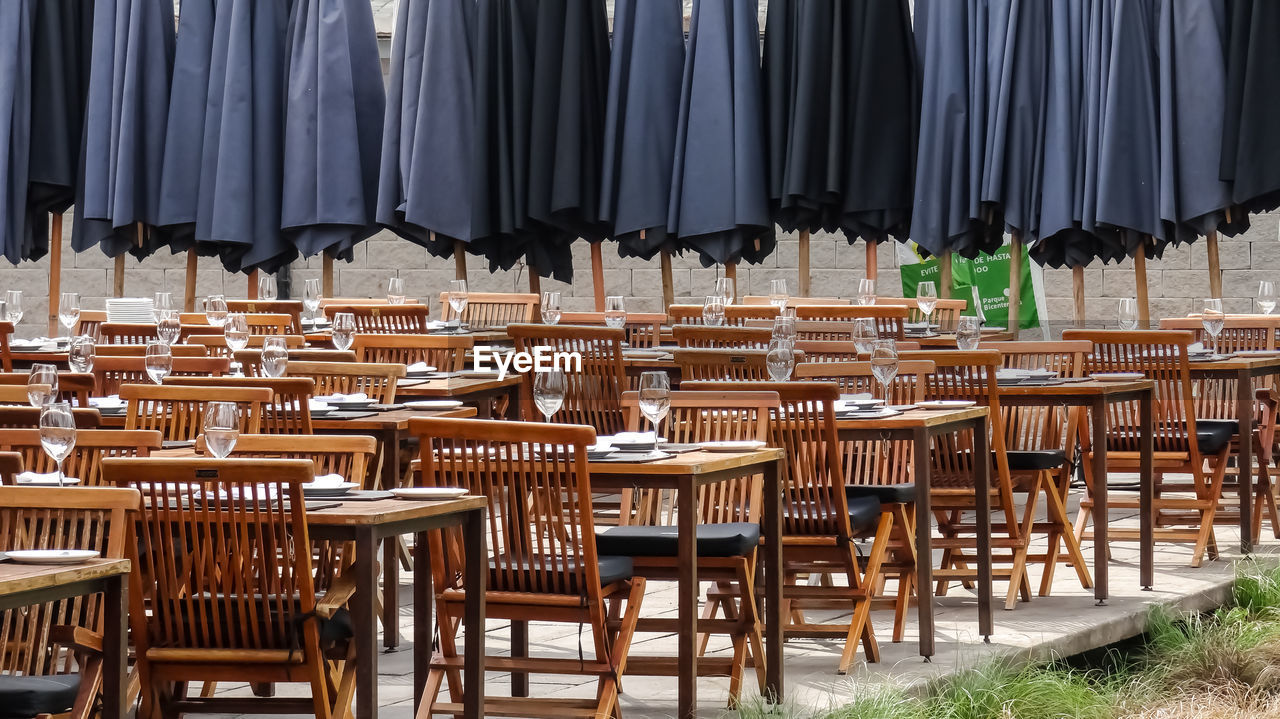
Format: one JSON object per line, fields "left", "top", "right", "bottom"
{"left": 624, "top": 350, "right": 669, "bottom": 359}
{"left": 391, "top": 487, "right": 469, "bottom": 500}
{"left": 610, "top": 439, "right": 670, "bottom": 451}
{"left": 302, "top": 482, "right": 359, "bottom": 497}
{"left": 1237, "top": 350, "right": 1280, "bottom": 357}
{"left": 6, "top": 549, "right": 100, "bottom": 565}
{"left": 916, "top": 400, "right": 977, "bottom": 411}
{"left": 699, "top": 440, "right": 767, "bottom": 452}
{"left": 1090, "top": 372, "right": 1146, "bottom": 382}
{"left": 15, "top": 474, "right": 81, "bottom": 487}
{"left": 405, "top": 400, "right": 465, "bottom": 410}
{"left": 843, "top": 408, "right": 901, "bottom": 419}
{"left": 326, "top": 400, "right": 376, "bottom": 410}
{"left": 834, "top": 398, "right": 883, "bottom": 411}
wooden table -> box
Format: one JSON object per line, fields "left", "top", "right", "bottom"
{"left": 834, "top": 407, "right": 993, "bottom": 657}
{"left": 0, "top": 558, "right": 130, "bottom": 719}
{"left": 306, "top": 497, "right": 487, "bottom": 719}
{"left": 997, "top": 379, "right": 1156, "bottom": 599}
{"left": 586, "top": 449, "right": 785, "bottom": 719}
{"left": 394, "top": 375, "right": 523, "bottom": 418}
{"left": 1188, "top": 355, "right": 1280, "bottom": 553}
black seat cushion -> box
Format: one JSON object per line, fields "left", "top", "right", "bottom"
{"left": 1195, "top": 420, "right": 1237, "bottom": 454}
{"left": 0, "top": 674, "right": 80, "bottom": 719}
{"left": 1005, "top": 450, "right": 1066, "bottom": 471}
{"left": 847, "top": 483, "right": 916, "bottom": 505}
{"left": 487, "top": 556, "right": 634, "bottom": 589}
{"left": 595, "top": 523, "right": 760, "bottom": 558}
{"left": 848, "top": 496, "right": 883, "bottom": 534}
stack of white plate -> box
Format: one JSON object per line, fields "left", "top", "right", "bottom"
{"left": 105, "top": 297, "right": 155, "bottom": 322}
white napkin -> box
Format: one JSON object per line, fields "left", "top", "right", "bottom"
{"left": 406, "top": 362, "right": 436, "bottom": 373}
{"left": 314, "top": 393, "right": 369, "bottom": 403}
{"left": 308, "top": 399, "right": 331, "bottom": 411}
{"left": 16, "top": 471, "right": 78, "bottom": 485}
{"left": 306, "top": 473, "right": 347, "bottom": 488}
{"left": 89, "top": 395, "right": 124, "bottom": 409}
{"left": 604, "top": 431, "right": 660, "bottom": 445}
{"left": 426, "top": 320, "right": 448, "bottom": 330}
{"left": 1188, "top": 342, "right": 1208, "bottom": 353}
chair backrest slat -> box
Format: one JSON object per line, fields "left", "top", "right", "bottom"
{"left": 92, "top": 356, "right": 230, "bottom": 395}
{"left": 165, "top": 376, "right": 315, "bottom": 434}
{"left": 284, "top": 361, "right": 404, "bottom": 404}
{"left": 352, "top": 333, "right": 473, "bottom": 371}
{"left": 508, "top": 324, "right": 629, "bottom": 433}
{"left": 120, "top": 384, "right": 271, "bottom": 441}
{"left": 558, "top": 312, "right": 665, "bottom": 348}
{"left": 0, "top": 429, "right": 161, "bottom": 486}
{"left": 323, "top": 304, "right": 432, "bottom": 334}
{"left": 672, "top": 325, "right": 774, "bottom": 349}
{"left": 437, "top": 293, "right": 539, "bottom": 328}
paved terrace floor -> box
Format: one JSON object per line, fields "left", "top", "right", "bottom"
{"left": 204, "top": 490, "right": 1251, "bottom": 718}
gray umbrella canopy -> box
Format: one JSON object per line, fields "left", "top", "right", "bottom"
{"left": 600, "top": 0, "right": 685, "bottom": 261}
{"left": 1220, "top": 1, "right": 1280, "bottom": 219}
{"left": 669, "top": 0, "right": 774, "bottom": 267}
{"left": 0, "top": 1, "right": 34, "bottom": 264}
{"left": 377, "top": 0, "right": 477, "bottom": 259}
{"left": 72, "top": 0, "right": 175, "bottom": 261}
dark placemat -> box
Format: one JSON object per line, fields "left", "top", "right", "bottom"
{"left": 323, "top": 411, "right": 377, "bottom": 420}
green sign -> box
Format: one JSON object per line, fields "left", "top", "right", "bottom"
{"left": 899, "top": 243, "right": 1038, "bottom": 330}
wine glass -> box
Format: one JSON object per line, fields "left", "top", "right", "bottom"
{"left": 39, "top": 402, "right": 76, "bottom": 487}
{"left": 156, "top": 311, "right": 181, "bottom": 346}
{"left": 1202, "top": 299, "right": 1225, "bottom": 354}
{"left": 857, "top": 278, "right": 877, "bottom": 306}
{"left": 956, "top": 316, "right": 982, "bottom": 351}
{"left": 153, "top": 291, "right": 173, "bottom": 322}
{"left": 702, "top": 295, "right": 726, "bottom": 326}
{"left": 541, "top": 291, "right": 562, "bottom": 325}
{"left": 303, "top": 278, "right": 322, "bottom": 321}
{"left": 768, "top": 279, "right": 788, "bottom": 309}
{"left": 145, "top": 341, "right": 172, "bottom": 384}
{"left": 852, "top": 318, "right": 878, "bottom": 354}
{"left": 387, "top": 277, "right": 405, "bottom": 305}
{"left": 1259, "top": 281, "right": 1276, "bottom": 315}
{"left": 203, "top": 402, "right": 240, "bottom": 459}
{"left": 58, "top": 293, "right": 80, "bottom": 339}
{"left": 604, "top": 296, "right": 626, "bottom": 329}
{"left": 916, "top": 281, "right": 938, "bottom": 327}
{"left": 870, "top": 340, "right": 900, "bottom": 404}
{"left": 68, "top": 336, "right": 96, "bottom": 374}
{"left": 771, "top": 315, "right": 797, "bottom": 347}
{"left": 448, "top": 280, "right": 469, "bottom": 330}
{"left": 224, "top": 313, "right": 250, "bottom": 374}
{"left": 1118, "top": 298, "right": 1139, "bottom": 331}
{"left": 766, "top": 340, "right": 796, "bottom": 381}
{"left": 205, "top": 294, "right": 228, "bottom": 327}
{"left": 4, "top": 290, "right": 23, "bottom": 324}
{"left": 637, "top": 371, "right": 671, "bottom": 451}
{"left": 331, "top": 312, "right": 356, "bottom": 351}
{"left": 261, "top": 336, "right": 289, "bottom": 378}
{"left": 533, "top": 369, "right": 567, "bottom": 422}
{"left": 715, "top": 277, "right": 735, "bottom": 306}
{"left": 258, "top": 274, "right": 278, "bottom": 301}
{"left": 27, "top": 363, "right": 58, "bottom": 407}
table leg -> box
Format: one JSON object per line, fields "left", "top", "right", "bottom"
{"left": 913, "top": 428, "right": 935, "bottom": 658}
{"left": 511, "top": 621, "right": 528, "bottom": 696}
{"left": 763, "top": 458, "right": 784, "bottom": 703}
{"left": 972, "top": 420, "right": 993, "bottom": 640}
{"left": 677, "top": 475, "right": 699, "bottom": 719}
{"left": 413, "top": 531, "right": 433, "bottom": 701}
{"left": 353, "top": 532, "right": 379, "bottom": 719}
{"left": 1140, "top": 391, "right": 1154, "bottom": 590}
{"left": 1238, "top": 369, "right": 1254, "bottom": 553}
{"left": 102, "top": 575, "right": 127, "bottom": 719}
{"left": 462, "top": 508, "right": 486, "bottom": 719}
{"left": 1091, "top": 401, "right": 1109, "bottom": 604}
{"left": 384, "top": 538, "right": 400, "bottom": 650}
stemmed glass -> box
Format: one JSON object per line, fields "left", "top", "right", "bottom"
{"left": 261, "top": 336, "right": 289, "bottom": 378}
{"left": 27, "top": 364, "right": 58, "bottom": 407}
{"left": 637, "top": 371, "right": 671, "bottom": 452}
{"left": 68, "top": 336, "right": 96, "bottom": 374}
{"left": 39, "top": 402, "right": 76, "bottom": 487}
{"left": 331, "top": 312, "right": 356, "bottom": 351}
{"left": 857, "top": 278, "right": 877, "bottom": 306}
{"left": 203, "top": 402, "right": 240, "bottom": 459}
{"left": 1118, "top": 298, "right": 1139, "bottom": 331}
{"left": 448, "top": 280, "right": 469, "bottom": 330}
{"left": 1202, "top": 299, "right": 1225, "bottom": 355}
{"left": 852, "top": 318, "right": 878, "bottom": 355}
{"left": 956, "top": 316, "right": 982, "bottom": 351}
{"left": 768, "top": 279, "right": 788, "bottom": 309}
{"left": 541, "top": 291, "right": 562, "bottom": 325}
{"left": 58, "top": 293, "right": 80, "bottom": 339}
{"left": 156, "top": 311, "right": 181, "bottom": 346}
{"left": 916, "top": 281, "right": 938, "bottom": 329}
{"left": 771, "top": 314, "right": 797, "bottom": 347}
{"left": 604, "top": 296, "right": 626, "bottom": 329}
{"left": 303, "top": 278, "right": 322, "bottom": 322}
{"left": 224, "top": 313, "right": 250, "bottom": 375}
{"left": 153, "top": 292, "right": 173, "bottom": 322}
{"left": 766, "top": 339, "right": 795, "bottom": 381}
{"left": 145, "top": 341, "right": 172, "bottom": 384}
{"left": 702, "top": 295, "right": 726, "bottom": 326}
{"left": 5, "top": 290, "right": 23, "bottom": 324}
{"left": 1259, "top": 281, "right": 1276, "bottom": 315}
{"left": 715, "top": 277, "right": 735, "bottom": 306}
{"left": 205, "top": 295, "right": 228, "bottom": 327}
{"left": 258, "top": 275, "right": 278, "bottom": 301}
{"left": 387, "top": 277, "right": 405, "bottom": 305}
{"left": 533, "top": 369, "right": 567, "bottom": 422}
{"left": 870, "top": 340, "right": 900, "bottom": 404}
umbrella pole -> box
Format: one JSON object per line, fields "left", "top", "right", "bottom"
{"left": 47, "top": 213, "right": 63, "bottom": 336}
{"left": 184, "top": 251, "right": 198, "bottom": 312}
{"left": 660, "top": 248, "right": 675, "bottom": 309}
{"left": 865, "top": 240, "right": 879, "bottom": 281}
{"left": 322, "top": 254, "right": 334, "bottom": 298}
{"left": 451, "top": 237, "right": 468, "bottom": 282}
{"left": 1008, "top": 232, "right": 1023, "bottom": 333}
{"left": 1073, "top": 266, "right": 1086, "bottom": 328}
{"left": 1207, "top": 231, "right": 1223, "bottom": 299}
{"left": 939, "top": 251, "right": 953, "bottom": 299}
{"left": 590, "top": 241, "right": 605, "bottom": 311}
{"left": 1134, "top": 242, "right": 1151, "bottom": 329}
{"left": 113, "top": 256, "right": 125, "bottom": 297}
{"left": 248, "top": 270, "right": 259, "bottom": 299}
{"left": 726, "top": 262, "right": 738, "bottom": 302}
{"left": 798, "top": 230, "right": 810, "bottom": 297}
{"left": 528, "top": 267, "right": 541, "bottom": 296}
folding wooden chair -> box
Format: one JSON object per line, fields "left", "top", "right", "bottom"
{"left": 235, "top": 349, "right": 357, "bottom": 377}
{"left": 285, "top": 361, "right": 404, "bottom": 404}
{"left": 668, "top": 304, "right": 781, "bottom": 326}
{"left": 559, "top": 312, "right": 667, "bottom": 348}
{"left": 0, "top": 371, "right": 94, "bottom": 407}
{"left": 0, "top": 429, "right": 161, "bottom": 486}
{"left": 189, "top": 333, "right": 306, "bottom": 358}
{"left": 95, "top": 344, "right": 208, "bottom": 357}
{"left": 437, "top": 292, "right": 538, "bottom": 328}
{"left": 672, "top": 325, "right": 774, "bottom": 349}
{"left": 74, "top": 311, "right": 106, "bottom": 340}
{"left": 120, "top": 384, "right": 271, "bottom": 441}
{"left": 674, "top": 348, "right": 799, "bottom": 382}
{"left": 877, "top": 297, "right": 968, "bottom": 331}
{"left": 792, "top": 306, "right": 909, "bottom": 340}
{"left": 741, "top": 296, "right": 848, "bottom": 306}
{"left": 227, "top": 300, "right": 305, "bottom": 334}
{"left": 352, "top": 333, "right": 473, "bottom": 372}
{"left": 166, "top": 376, "right": 316, "bottom": 434}
{"left": 323, "top": 304, "right": 432, "bottom": 334}
{"left": 98, "top": 322, "right": 159, "bottom": 345}
{"left": 92, "top": 356, "right": 230, "bottom": 395}
{"left": 0, "top": 407, "right": 101, "bottom": 429}
{"left": 508, "top": 324, "right": 629, "bottom": 433}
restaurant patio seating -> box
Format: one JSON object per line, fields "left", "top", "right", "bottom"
{"left": 97, "top": 322, "right": 161, "bottom": 345}
{"left": 437, "top": 292, "right": 538, "bottom": 328}
{"left": 92, "top": 356, "right": 230, "bottom": 395}
{"left": 0, "top": 429, "right": 161, "bottom": 486}
{"left": 674, "top": 348, "right": 790, "bottom": 382}
{"left": 285, "top": 361, "right": 404, "bottom": 405}
{"left": 352, "top": 333, "right": 473, "bottom": 371}
{"left": 668, "top": 304, "right": 780, "bottom": 326}
{"left": 791, "top": 340, "right": 921, "bottom": 362}
{"left": 792, "top": 306, "right": 910, "bottom": 340}
{"left": 236, "top": 349, "right": 357, "bottom": 377}
{"left": 410, "top": 418, "right": 645, "bottom": 719}
{"left": 323, "top": 304, "right": 432, "bottom": 334}
{"left": 95, "top": 344, "right": 208, "bottom": 357}
{"left": 559, "top": 312, "right": 666, "bottom": 348}
{"left": 104, "top": 457, "right": 355, "bottom": 719}
{"left": 189, "top": 333, "right": 306, "bottom": 358}
{"left": 672, "top": 325, "right": 774, "bottom": 349}
{"left": 0, "top": 407, "right": 101, "bottom": 429}
{"left": 876, "top": 297, "right": 968, "bottom": 332}
{"left": 742, "top": 296, "right": 848, "bottom": 306}
{"left": 226, "top": 300, "right": 305, "bottom": 333}
{"left": 0, "top": 372, "right": 93, "bottom": 407}
{"left": 120, "top": 384, "right": 271, "bottom": 441}
{"left": 509, "top": 324, "right": 629, "bottom": 433}
{"left": 0, "top": 485, "right": 139, "bottom": 719}
{"left": 166, "top": 376, "right": 316, "bottom": 434}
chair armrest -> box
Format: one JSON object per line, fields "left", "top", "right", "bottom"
{"left": 49, "top": 625, "right": 103, "bottom": 655}
{"left": 315, "top": 571, "right": 361, "bottom": 619}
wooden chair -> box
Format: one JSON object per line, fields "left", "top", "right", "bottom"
{"left": 189, "top": 333, "right": 305, "bottom": 358}
{"left": 0, "top": 429, "right": 161, "bottom": 486}
{"left": 319, "top": 297, "right": 421, "bottom": 307}
{"left": 668, "top": 304, "right": 781, "bottom": 326}
{"left": 227, "top": 300, "right": 305, "bottom": 333}
{"left": 285, "top": 361, "right": 403, "bottom": 405}
{"left": 92, "top": 356, "right": 230, "bottom": 395}
{"left": 674, "top": 348, "right": 803, "bottom": 382}
{"left": 120, "top": 384, "right": 271, "bottom": 441}
{"left": 792, "top": 340, "right": 921, "bottom": 362}
{"left": 1062, "top": 330, "right": 1232, "bottom": 567}
{"left": 1159, "top": 315, "right": 1280, "bottom": 352}
{"left": 236, "top": 349, "right": 357, "bottom": 377}
{"left": 0, "top": 371, "right": 94, "bottom": 407}
{"left": 104, "top": 457, "right": 354, "bottom": 719}
{"left": 97, "top": 322, "right": 159, "bottom": 345}
{"left": 196, "top": 433, "right": 375, "bottom": 489}
{"left": 741, "top": 296, "right": 848, "bottom": 306}
{"left": 682, "top": 381, "right": 895, "bottom": 673}
{"left": 437, "top": 292, "right": 538, "bottom": 328}
{"left": 877, "top": 297, "right": 968, "bottom": 332}
{"left": 242, "top": 313, "right": 293, "bottom": 336}
{"left": 0, "top": 485, "right": 140, "bottom": 719}
{"left": 0, "top": 320, "right": 11, "bottom": 372}
{"left": 558, "top": 312, "right": 666, "bottom": 348}
{"left": 792, "top": 306, "right": 909, "bottom": 341}
{"left": 323, "top": 304, "right": 431, "bottom": 334}
{"left": 508, "top": 324, "right": 629, "bottom": 433}
{"left": 166, "top": 376, "right": 315, "bottom": 434}
{"left": 352, "top": 333, "right": 472, "bottom": 372}
{"left": 0, "top": 385, "right": 39, "bottom": 405}
{"left": 410, "top": 417, "right": 644, "bottom": 718}
{"left": 0, "top": 451, "right": 19, "bottom": 484}
{"left": 606, "top": 390, "right": 777, "bottom": 704}
{"left": 74, "top": 311, "right": 106, "bottom": 340}
{"left": 95, "top": 343, "right": 208, "bottom": 357}
{"left": 0, "top": 407, "right": 101, "bottom": 429}
{"left": 672, "top": 325, "right": 774, "bottom": 349}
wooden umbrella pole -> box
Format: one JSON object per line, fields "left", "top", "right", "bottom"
{"left": 1007, "top": 232, "right": 1023, "bottom": 333}
{"left": 113, "top": 256, "right": 125, "bottom": 297}
{"left": 451, "top": 237, "right": 468, "bottom": 281}
{"left": 725, "top": 262, "right": 738, "bottom": 302}
{"left": 939, "top": 251, "right": 953, "bottom": 299}
{"left": 1072, "top": 265, "right": 1086, "bottom": 328}
{"left": 865, "top": 240, "right": 879, "bottom": 280}
{"left": 1134, "top": 242, "right": 1151, "bottom": 329}
{"left": 590, "top": 241, "right": 605, "bottom": 311}
{"left": 322, "top": 254, "right": 334, "bottom": 298}
{"left": 47, "top": 214, "right": 63, "bottom": 336}
{"left": 184, "top": 250, "right": 198, "bottom": 312}
{"left": 528, "top": 267, "right": 541, "bottom": 295}
{"left": 1207, "top": 231, "right": 1223, "bottom": 299}
{"left": 798, "top": 230, "right": 811, "bottom": 297}
{"left": 248, "top": 269, "right": 259, "bottom": 299}
{"left": 659, "top": 248, "right": 674, "bottom": 309}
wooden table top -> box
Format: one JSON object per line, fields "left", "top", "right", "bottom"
{"left": 97, "top": 405, "right": 474, "bottom": 432}
{"left": 834, "top": 405, "right": 988, "bottom": 430}
{"left": 1188, "top": 354, "right": 1280, "bottom": 372}
{"left": 395, "top": 374, "right": 522, "bottom": 398}
{"left": 304, "top": 496, "right": 487, "bottom": 527}
{"left": 303, "top": 329, "right": 511, "bottom": 345}
{"left": 585, "top": 447, "right": 783, "bottom": 476}
{"left": 996, "top": 378, "right": 1154, "bottom": 397}
{"left": 0, "top": 558, "right": 130, "bottom": 598}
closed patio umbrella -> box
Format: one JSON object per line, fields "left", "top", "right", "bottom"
{"left": 281, "top": 0, "right": 385, "bottom": 262}
{"left": 669, "top": 0, "right": 774, "bottom": 268}
{"left": 1221, "top": 0, "right": 1280, "bottom": 218}
{"left": 0, "top": 1, "right": 33, "bottom": 264}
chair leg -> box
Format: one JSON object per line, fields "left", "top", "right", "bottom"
{"left": 838, "top": 512, "right": 892, "bottom": 674}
